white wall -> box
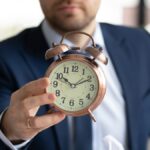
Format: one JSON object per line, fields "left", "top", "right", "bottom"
{"left": 0, "top": 0, "right": 43, "bottom": 40}
{"left": 97, "top": 0, "right": 123, "bottom": 24}
{"left": 0, "top": 0, "right": 124, "bottom": 41}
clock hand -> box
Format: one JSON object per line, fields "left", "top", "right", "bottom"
{"left": 62, "top": 77, "right": 72, "bottom": 85}
{"left": 63, "top": 77, "right": 79, "bottom": 88}
{"left": 59, "top": 77, "right": 78, "bottom": 89}
{"left": 75, "top": 77, "right": 91, "bottom": 85}
{"left": 75, "top": 78, "right": 84, "bottom": 85}
{"left": 57, "top": 77, "right": 71, "bottom": 87}
{"left": 61, "top": 78, "right": 85, "bottom": 88}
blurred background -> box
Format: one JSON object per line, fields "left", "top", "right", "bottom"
{"left": 0, "top": 0, "right": 150, "bottom": 149}
{"left": 0, "top": 0, "right": 150, "bottom": 41}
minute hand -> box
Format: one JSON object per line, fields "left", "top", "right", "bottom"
{"left": 75, "top": 78, "right": 91, "bottom": 85}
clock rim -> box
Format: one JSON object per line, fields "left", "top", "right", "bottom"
{"left": 45, "top": 54, "right": 106, "bottom": 116}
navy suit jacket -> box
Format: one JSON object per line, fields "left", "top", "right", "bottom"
{"left": 0, "top": 23, "right": 150, "bottom": 150}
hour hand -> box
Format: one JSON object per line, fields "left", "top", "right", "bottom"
{"left": 63, "top": 77, "right": 72, "bottom": 85}
{"left": 59, "top": 77, "right": 72, "bottom": 87}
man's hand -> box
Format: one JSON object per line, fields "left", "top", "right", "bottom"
{"left": 0, "top": 78, "right": 65, "bottom": 142}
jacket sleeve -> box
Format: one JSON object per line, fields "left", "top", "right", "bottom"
{"left": 0, "top": 58, "right": 32, "bottom": 150}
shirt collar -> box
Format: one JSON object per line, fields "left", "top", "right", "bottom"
{"left": 41, "top": 20, "right": 105, "bottom": 49}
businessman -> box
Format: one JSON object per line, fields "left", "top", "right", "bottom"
{"left": 0, "top": 0, "right": 150, "bottom": 150}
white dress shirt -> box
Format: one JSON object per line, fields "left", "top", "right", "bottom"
{"left": 0, "top": 20, "right": 127, "bottom": 150}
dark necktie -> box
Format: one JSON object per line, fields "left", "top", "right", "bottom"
{"left": 73, "top": 115, "right": 92, "bottom": 150}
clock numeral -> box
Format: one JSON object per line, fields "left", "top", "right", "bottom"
{"left": 61, "top": 97, "right": 66, "bottom": 103}
{"left": 72, "top": 65, "right": 78, "bottom": 72}
{"left": 86, "top": 93, "right": 90, "bottom": 100}
{"left": 79, "top": 99, "right": 84, "bottom": 105}
{"left": 87, "top": 76, "right": 92, "bottom": 81}
{"left": 82, "top": 69, "right": 85, "bottom": 75}
{"left": 56, "top": 73, "right": 63, "bottom": 79}
{"left": 90, "top": 84, "right": 94, "bottom": 91}
{"left": 53, "top": 81, "right": 58, "bottom": 88}
{"left": 56, "top": 90, "right": 60, "bottom": 97}
{"left": 64, "top": 67, "right": 69, "bottom": 74}
{"left": 69, "top": 99, "right": 75, "bottom": 106}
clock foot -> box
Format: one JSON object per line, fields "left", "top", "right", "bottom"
{"left": 88, "top": 109, "right": 96, "bottom": 122}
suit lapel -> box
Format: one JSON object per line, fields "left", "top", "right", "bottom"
{"left": 101, "top": 23, "right": 140, "bottom": 150}
{"left": 22, "top": 26, "right": 50, "bottom": 79}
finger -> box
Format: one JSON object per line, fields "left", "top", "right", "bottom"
{"left": 12, "top": 77, "right": 50, "bottom": 101}
{"left": 28, "top": 112, "right": 66, "bottom": 129}
{"left": 23, "top": 93, "right": 56, "bottom": 110}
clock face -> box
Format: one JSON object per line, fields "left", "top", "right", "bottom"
{"left": 46, "top": 60, "right": 99, "bottom": 112}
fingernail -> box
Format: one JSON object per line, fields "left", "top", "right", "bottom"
{"left": 48, "top": 94, "right": 56, "bottom": 100}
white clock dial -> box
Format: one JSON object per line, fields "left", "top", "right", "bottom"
{"left": 47, "top": 60, "right": 99, "bottom": 112}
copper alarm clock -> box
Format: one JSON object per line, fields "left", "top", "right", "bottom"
{"left": 45, "top": 31, "right": 108, "bottom": 121}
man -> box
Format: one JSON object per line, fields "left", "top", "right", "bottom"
{"left": 0, "top": 0, "right": 150, "bottom": 150}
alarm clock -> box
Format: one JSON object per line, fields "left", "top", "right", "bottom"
{"left": 45, "top": 31, "right": 108, "bottom": 121}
